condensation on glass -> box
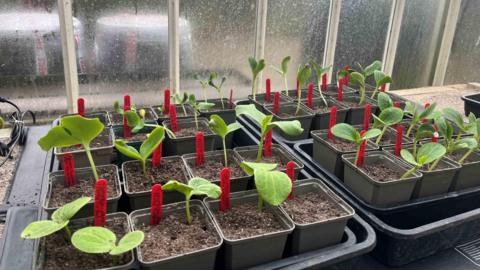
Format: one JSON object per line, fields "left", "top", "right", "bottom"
{"left": 334, "top": 0, "right": 392, "bottom": 82}
{"left": 391, "top": 0, "right": 447, "bottom": 90}
{"left": 179, "top": 0, "right": 256, "bottom": 99}
{"left": 263, "top": 0, "right": 330, "bottom": 92}
{"left": 445, "top": 0, "right": 480, "bottom": 85}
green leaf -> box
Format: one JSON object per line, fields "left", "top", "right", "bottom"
{"left": 38, "top": 126, "right": 81, "bottom": 151}
{"left": 281, "top": 56, "right": 291, "bottom": 74}
{"left": 235, "top": 104, "right": 266, "bottom": 126}
{"left": 114, "top": 101, "right": 122, "bottom": 114}
{"left": 60, "top": 116, "right": 104, "bottom": 146}
{"left": 400, "top": 150, "right": 419, "bottom": 167}
{"left": 254, "top": 59, "right": 266, "bottom": 78}
{"left": 139, "top": 127, "right": 165, "bottom": 159}
{"left": 331, "top": 123, "right": 360, "bottom": 143}
{"left": 434, "top": 116, "right": 451, "bottom": 139}
{"left": 208, "top": 115, "right": 228, "bottom": 138}
{"left": 362, "top": 128, "right": 382, "bottom": 140}
{"left": 227, "top": 122, "right": 243, "bottom": 134}
{"left": 52, "top": 197, "right": 92, "bottom": 223}
{"left": 0, "top": 116, "right": 4, "bottom": 129}
{"left": 21, "top": 220, "right": 68, "bottom": 239}
{"left": 197, "top": 102, "right": 215, "bottom": 111}
{"left": 377, "top": 92, "right": 393, "bottom": 111}
{"left": 417, "top": 142, "right": 446, "bottom": 165}
{"left": 163, "top": 180, "right": 194, "bottom": 197}
{"left": 240, "top": 161, "right": 278, "bottom": 175}
{"left": 114, "top": 140, "right": 142, "bottom": 161}
{"left": 268, "top": 121, "right": 303, "bottom": 137}
{"left": 443, "top": 107, "right": 466, "bottom": 130}
{"left": 261, "top": 115, "right": 274, "bottom": 135}
{"left": 373, "top": 70, "right": 392, "bottom": 88}
{"left": 110, "top": 231, "right": 144, "bottom": 256}
{"left": 125, "top": 111, "right": 144, "bottom": 133}
{"left": 419, "top": 103, "right": 437, "bottom": 119}
{"left": 297, "top": 64, "right": 312, "bottom": 87}
{"left": 453, "top": 137, "right": 478, "bottom": 150}
{"left": 415, "top": 124, "right": 435, "bottom": 141}
{"left": 378, "top": 107, "right": 403, "bottom": 126}
{"left": 349, "top": 72, "right": 365, "bottom": 87}
{"left": 188, "top": 177, "right": 221, "bottom": 199}
{"left": 254, "top": 170, "right": 292, "bottom": 206}
{"left": 248, "top": 57, "right": 257, "bottom": 73}
{"left": 72, "top": 227, "right": 116, "bottom": 254}
{"left": 363, "top": 60, "right": 382, "bottom": 77}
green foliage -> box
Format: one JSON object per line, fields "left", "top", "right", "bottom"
{"left": 355, "top": 60, "right": 382, "bottom": 78}
{"left": 295, "top": 64, "right": 312, "bottom": 114}
{"left": 240, "top": 161, "right": 278, "bottom": 175}
{"left": 443, "top": 108, "right": 469, "bottom": 133}
{"left": 114, "top": 101, "right": 137, "bottom": 115}
{"left": 248, "top": 57, "right": 266, "bottom": 100}
{"left": 209, "top": 115, "right": 243, "bottom": 166}
{"left": 377, "top": 93, "right": 393, "bottom": 111}
{"left": 271, "top": 56, "right": 291, "bottom": 96}
{"left": 370, "top": 70, "right": 392, "bottom": 99}
{"left": 0, "top": 116, "right": 4, "bottom": 129}
{"left": 193, "top": 74, "right": 210, "bottom": 102}
{"left": 349, "top": 72, "right": 366, "bottom": 105}
{"left": 400, "top": 142, "right": 446, "bottom": 178}
{"left": 208, "top": 72, "right": 227, "bottom": 109}
{"left": 372, "top": 107, "right": 403, "bottom": 144}
{"left": 172, "top": 93, "right": 190, "bottom": 116}
{"left": 187, "top": 93, "right": 215, "bottom": 129}
{"left": 404, "top": 101, "right": 438, "bottom": 137}
{"left": 72, "top": 227, "right": 144, "bottom": 256}
{"left": 310, "top": 60, "right": 331, "bottom": 106}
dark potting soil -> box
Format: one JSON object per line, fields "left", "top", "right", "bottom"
{"left": 60, "top": 128, "right": 111, "bottom": 152}
{"left": 360, "top": 162, "right": 403, "bottom": 182}
{"left": 214, "top": 201, "right": 286, "bottom": 240}
{"left": 136, "top": 209, "right": 220, "bottom": 262}
{"left": 0, "top": 138, "right": 22, "bottom": 202}
{"left": 186, "top": 154, "right": 247, "bottom": 182}
{"left": 41, "top": 216, "right": 132, "bottom": 270}
{"left": 124, "top": 159, "right": 188, "bottom": 193}
{"left": 110, "top": 109, "right": 156, "bottom": 125}
{"left": 282, "top": 191, "right": 348, "bottom": 224}
{"left": 172, "top": 125, "right": 213, "bottom": 138}
{"left": 117, "top": 132, "right": 148, "bottom": 142}
{"left": 275, "top": 108, "right": 311, "bottom": 118}
{"left": 241, "top": 148, "right": 298, "bottom": 170}
{"left": 312, "top": 103, "right": 336, "bottom": 114}
{"left": 326, "top": 138, "right": 357, "bottom": 152}
{"left": 47, "top": 166, "right": 119, "bottom": 208}
{"left": 446, "top": 152, "right": 479, "bottom": 164}
{"left": 420, "top": 159, "right": 451, "bottom": 171}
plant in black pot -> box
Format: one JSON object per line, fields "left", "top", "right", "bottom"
{"left": 248, "top": 56, "right": 266, "bottom": 101}
{"left": 340, "top": 71, "right": 379, "bottom": 125}
{"left": 271, "top": 56, "right": 291, "bottom": 97}
{"left": 369, "top": 70, "right": 393, "bottom": 100}
{"left": 403, "top": 101, "right": 438, "bottom": 139}
{"left": 310, "top": 60, "right": 332, "bottom": 101}
{"left": 110, "top": 100, "right": 156, "bottom": 126}
{"left": 372, "top": 93, "right": 409, "bottom": 147}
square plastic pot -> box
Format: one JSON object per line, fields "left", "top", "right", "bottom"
{"left": 233, "top": 144, "right": 304, "bottom": 180}
{"left": 281, "top": 178, "right": 354, "bottom": 255}
{"left": 43, "top": 164, "right": 122, "bottom": 219}
{"left": 54, "top": 127, "right": 114, "bottom": 168}
{"left": 204, "top": 190, "right": 295, "bottom": 270}
{"left": 309, "top": 97, "right": 349, "bottom": 130}
{"left": 182, "top": 150, "right": 250, "bottom": 192}
{"left": 130, "top": 201, "right": 223, "bottom": 270}
{"left": 198, "top": 98, "right": 236, "bottom": 149}
{"left": 248, "top": 93, "right": 291, "bottom": 112}
{"left": 317, "top": 84, "right": 357, "bottom": 97}
{"left": 412, "top": 157, "right": 460, "bottom": 199}
{"left": 162, "top": 118, "right": 217, "bottom": 156}
{"left": 152, "top": 104, "right": 196, "bottom": 123}
{"left": 284, "top": 89, "right": 321, "bottom": 101}
{"left": 342, "top": 151, "right": 421, "bottom": 206}
{"left": 60, "top": 110, "right": 111, "bottom": 126}
{"left": 339, "top": 94, "right": 378, "bottom": 125}
{"left": 108, "top": 107, "right": 157, "bottom": 126}
{"left": 311, "top": 130, "right": 379, "bottom": 179}
{"left": 263, "top": 103, "right": 314, "bottom": 140}
{"left": 462, "top": 93, "right": 480, "bottom": 117}
{"left": 122, "top": 157, "right": 189, "bottom": 210}
{"left": 450, "top": 150, "right": 480, "bottom": 191}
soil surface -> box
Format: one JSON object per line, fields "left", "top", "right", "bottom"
{"left": 200, "top": 100, "right": 234, "bottom": 112}
{"left": 275, "top": 108, "right": 311, "bottom": 118}
{"left": 124, "top": 159, "right": 188, "bottom": 193}
{"left": 47, "top": 166, "right": 119, "bottom": 208}
{"left": 446, "top": 151, "right": 478, "bottom": 164}
{"left": 360, "top": 161, "right": 403, "bottom": 182}
{"left": 0, "top": 138, "right": 22, "bottom": 202}
{"left": 171, "top": 125, "right": 213, "bottom": 138}
{"left": 239, "top": 148, "right": 298, "bottom": 170}
{"left": 116, "top": 131, "right": 148, "bottom": 142}
{"left": 420, "top": 159, "right": 451, "bottom": 171}
{"left": 338, "top": 100, "right": 373, "bottom": 108}
{"left": 214, "top": 201, "right": 287, "bottom": 240}
{"left": 282, "top": 191, "right": 348, "bottom": 224}
{"left": 327, "top": 138, "right": 357, "bottom": 152}
{"left": 136, "top": 209, "right": 220, "bottom": 262}
{"left": 60, "top": 128, "right": 111, "bottom": 152}
{"left": 110, "top": 109, "right": 156, "bottom": 125}
{"left": 185, "top": 154, "right": 247, "bottom": 181}
{"left": 154, "top": 105, "right": 195, "bottom": 119}
{"left": 42, "top": 216, "right": 132, "bottom": 270}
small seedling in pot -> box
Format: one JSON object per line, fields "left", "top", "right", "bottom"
{"left": 21, "top": 197, "right": 91, "bottom": 240}
{"left": 124, "top": 110, "right": 175, "bottom": 138}
{"left": 187, "top": 94, "right": 215, "bottom": 129}
{"left": 248, "top": 56, "right": 266, "bottom": 101}
{"left": 295, "top": 64, "right": 312, "bottom": 115}
{"left": 240, "top": 161, "right": 292, "bottom": 211}
{"left": 114, "top": 126, "right": 165, "bottom": 176}
{"left": 236, "top": 104, "right": 303, "bottom": 162}
{"left": 404, "top": 101, "right": 438, "bottom": 138}
{"left": 370, "top": 70, "right": 392, "bottom": 99}
{"left": 38, "top": 116, "right": 104, "bottom": 180}
{"left": 310, "top": 60, "right": 331, "bottom": 106}
{"left": 443, "top": 107, "right": 472, "bottom": 137}
{"left": 208, "top": 115, "right": 243, "bottom": 166}
{"left": 270, "top": 56, "right": 291, "bottom": 97}
{"left": 172, "top": 92, "right": 190, "bottom": 116}
{"left": 193, "top": 74, "right": 210, "bottom": 102}
{"left": 163, "top": 177, "right": 221, "bottom": 224}
{"left": 208, "top": 72, "right": 227, "bottom": 109}
{"left": 400, "top": 142, "right": 446, "bottom": 179}
{"left": 354, "top": 60, "right": 382, "bottom": 78}
{"left": 372, "top": 93, "right": 403, "bottom": 144}
{"left": 114, "top": 100, "right": 137, "bottom": 116}
{"left": 348, "top": 71, "right": 367, "bottom": 105}
{"left": 411, "top": 123, "right": 435, "bottom": 156}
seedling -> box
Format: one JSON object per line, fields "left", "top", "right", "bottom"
{"left": 400, "top": 142, "right": 446, "bottom": 178}
{"left": 163, "top": 177, "right": 221, "bottom": 224}
{"left": 310, "top": 60, "right": 331, "bottom": 106}
{"left": 404, "top": 101, "right": 438, "bottom": 137}
{"left": 372, "top": 93, "right": 403, "bottom": 144}
{"left": 124, "top": 110, "right": 175, "bottom": 138}
{"left": 193, "top": 74, "right": 210, "bottom": 102}
{"left": 208, "top": 72, "right": 227, "bottom": 109}
{"left": 240, "top": 161, "right": 292, "bottom": 211}
{"left": 172, "top": 92, "right": 189, "bottom": 116}
{"left": 114, "top": 126, "right": 166, "bottom": 176}
{"left": 271, "top": 56, "right": 291, "bottom": 96}
{"left": 248, "top": 57, "right": 266, "bottom": 101}
{"left": 21, "top": 197, "right": 91, "bottom": 240}
{"left": 236, "top": 104, "right": 303, "bottom": 162}
{"left": 411, "top": 123, "right": 435, "bottom": 156}
{"left": 114, "top": 100, "right": 137, "bottom": 116}
{"left": 354, "top": 60, "right": 382, "bottom": 79}
{"left": 38, "top": 116, "right": 104, "bottom": 180}
{"left": 370, "top": 70, "right": 392, "bottom": 99}
{"left": 295, "top": 64, "right": 312, "bottom": 114}
{"left": 208, "top": 115, "right": 243, "bottom": 166}
{"left": 331, "top": 123, "right": 381, "bottom": 166}
{"left": 187, "top": 94, "right": 215, "bottom": 129}
{"left": 348, "top": 72, "right": 367, "bottom": 105}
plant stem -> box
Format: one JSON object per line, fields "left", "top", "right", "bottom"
{"left": 252, "top": 77, "right": 257, "bottom": 101}
{"left": 295, "top": 88, "right": 302, "bottom": 115}
{"left": 370, "top": 87, "right": 378, "bottom": 100}
{"left": 353, "top": 143, "right": 361, "bottom": 167}
{"left": 317, "top": 79, "right": 328, "bottom": 107}
{"left": 375, "top": 125, "right": 388, "bottom": 145}
{"left": 413, "top": 139, "right": 418, "bottom": 157}
{"left": 256, "top": 135, "right": 265, "bottom": 162}
{"left": 284, "top": 76, "right": 289, "bottom": 97}
{"left": 203, "top": 86, "right": 208, "bottom": 103}
{"left": 64, "top": 226, "right": 72, "bottom": 240}
{"left": 257, "top": 195, "right": 263, "bottom": 211}
{"left": 459, "top": 148, "right": 475, "bottom": 165}
{"left": 141, "top": 160, "right": 147, "bottom": 177}
{"left": 185, "top": 198, "right": 192, "bottom": 225}
{"left": 194, "top": 111, "right": 199, "bottom": 130}
{"left": 428, "top": 158, "right": 441, "bottom": 172}
{"left": 400, "top": 166, "right": 418, "bottom": 179}
{"left": 359, "top": 85, "right": 365, "bottom": 105}
{"left": 222, "top": 138, "right": 228, "bottom": 167}
{"left": 181, "top": 104, "right": 187, "bottom": 116}
{"left": 219, "top": 90, "right": 225, "bottom": 109}
{"left": 406, "top": 122, "right": 415, "bottom": 138}
{"left": 84, "top": 144, "right": 99, "bottom": 180}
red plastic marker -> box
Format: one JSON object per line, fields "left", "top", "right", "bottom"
{"left": 322, "top": 73, "right": 327, "bottom": 92}
{"left": 380, "top": 84, "right": 386, "bottom": 92}
{"left": 63, "top": 153, "right": 76, "bottom": 187}
{"left": 337, "top": 78, "right": 343, "bottom": 101}
{"left": 266, "top": 79, "right": 271, "bottom": 102}
{"left": 296, "top": 80, "right": 300, "bottom": 97}
{"left": 93, "top": 179, "right": 108, "bottom": 227}
{"left": 196, "top": 132, "right": 204, "bottom": 166}
{"left": 263, "top": 130, "right": 272, "bottom": 157}
{"left": 163, "top": 89, "right": 171, "bottom": 114}
{"left": 394, "top": 101, "right": 401, "bottom": 108}
{"left": 229, "top": 89, "right": 233, "bottom": 109}
{"left": 123, "top": 95, "right": 131, "bottom": 138}
{"left": 169, "top": 104, "right": 178, "bottom": 132}
{"left": 287, "top": 161, "right": 295, "bottom": 200}
{"left": 327, "top": 106, "right": 338, "bottom": 141}
{"left": 77, "top": 98, "right": 85, "bottom": 117}
{"left": 344, "top": 65, "right": 350, "bottom": 86}
{"left": 394, "top": 125, "right": 403, "bottom": 156}
{"left": 220, "top": 168, "right": 230, "bottom": 212}
{"left": 356, "top": 130, "right": 366, "bottom": 167}
{"left": 273, "top": 92, "right": 280, "bottom": 114}
{"left": 363, "top": 104, "right": 372, "bottom": 130}
{"left": 152, "top": 143, "right": 162, "bottom": 167}
{"left": 432, "top": 132, "right": 439, "bottom": 142}
{"left": 150, "top": 184, "right": 163, "bottom": 225}
{"left": 307, "top": 82, "right": 313, "bottom": 109}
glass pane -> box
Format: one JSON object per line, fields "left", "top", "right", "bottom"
{"left": 179, "top": 0, "right": 256, "bottom": 100}
{"left": 263, "top": 0, "right": 330, "bottom": 92}
{"left": 73, "top": 0, "right": 168, "bottom": 109}
{"left": 334, "top": 0, "right": 392, "bottom": 80}
{"left": 444, "top": 0, "right": 480, "bottom": 84}
{"left": 391, "top": 0, "right": 447, "bottom": 90}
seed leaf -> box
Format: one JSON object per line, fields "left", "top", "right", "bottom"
{"left": 240, "top": 161, "right": 278, "bottom": 175}
{"left": 110, "top": 231, "right": 144, "bottom": 256}
{"left": 188, "top": 177, "right": 221, "bottom": 198}
{"left": 331, "top": 123, "right": 360, "bottom": 143}
{"left": 377, "top": 92, "right": 393, "bottom": 111}
{"left": 21, "top": 220, "right": 68, "bottom": 239}
{"left": 139, "top": 126, "right": 165, "bottom": 159}
{"left": 114, "top": 140, "right": 142, "bottom": 161}
{"left": 400, "top": 150, "right": 419, "bottom": 167}
{"left": 52, "top": 197, "right": 92, "bottom": 223}
{"left": 254, "top": 170, "right": 292, "bottom": 206}
{"left": 72, "top": 227, "right": 116, "bottom": 254}
{"left": 417, "top": 142, "right": 446, "bottom": 165}
{"left": 267, "top": 121, "right": 303, "bottom": 137}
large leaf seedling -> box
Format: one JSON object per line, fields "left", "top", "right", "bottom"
{"left": 400, "top": 142, "right": 446, "bottom": 178}
{"left": 208, "top": 115, "right": 243, "bottom": 166}
{"left": 249, "top": 57, "right": 266, "bottom": 101}
{"left": 271, "top": 56, "right": 291, "bottom": 96}
{"left": 208, "top": 72, "right": 227, "bottom": 109}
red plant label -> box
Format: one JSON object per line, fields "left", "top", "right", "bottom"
{"left": 266, "top": 78, "right": 271, "bottom": 102}
{"left": 363, "top": 104, "right": 372, "bottom": 130}
{"left": 394, "top": 125, "right": 403, "bottom": 156}
{"left": 296, "top": 80, "right": 299, "bottom": 97}
{"left": 380, "top": 84, "right": 386, "bottom": 92}
{"left": 77, "top": 98, "right": 85, "bottom": 117}
{"left": 196, "top": 132, "right": 204, "bottom": 166}
{"left": 287, "top": 161, "right": 295, "bottom": 200}
{"left": 356, "top": 130, "right": 366, "bottom": 167}
{"left": 220, "top": 168, "right": 230, "bottom": 212}
{"left": 123, "top": 95, "right": 131, "bottom": 138}
{"left": 273, "top": 92, "right": 280, "bottom": 114}
{"left": 229, "top": 89, "right": 233, "bottom": 109}
{"left": 123, "top": 95, "right": 131, "bottom": 111}
{"left": 432, "top": 132, "right": 439, "bottom": 142}
{"left": 152, "top": 143, "right": 162, "bottom": 167}
{"left": 93, "top": 179, "right": 108, "bottom": 227}
{"left": 394, "top": 101, "right": 401, "bottom": 108}
{"left": 150, "top": 184, "right": 163, "bottom": 225}
{"left": 63, "top": 153, "right": 76, "bottom": 187}
{"left": 337, "top": 78, "right": 343, "bottom": 101}
{"left": 328, "top": 106, "right": 338, "bottom": 141}
{"left": 344, "top": 65, "right": 349, "bottom": 86}
{"left": 263, "top": 130, "right": 272, "bottom": 157}
{"left": 322, "top": 73, "right": 327, "bottom": 92}
{"left": 164, "top": 89, "right": 171, "bottom": 114}
{"left": 307, "top": 82, "right": 313, "bottom": 109}
{"left": 169, "top": 104, "right": 178, "bottom": 132}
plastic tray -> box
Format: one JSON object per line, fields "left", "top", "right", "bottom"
{"left": 462, "top": 93, "right": 480, "bottom": 117}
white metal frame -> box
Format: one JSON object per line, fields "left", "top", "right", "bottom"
{"left": 168, "top": 0, "right": 180, "bottom": 93}
{"left": 322, "top": 0, "right": 342, "bottom": 84}
{"left": 254, "top": 0, "right": 268, "bottom": 93}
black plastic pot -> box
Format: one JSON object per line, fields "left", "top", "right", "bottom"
{"left": 342, "top": 151, "right": 421, "bottom": 205}
{"left": 309, "top": 97, "right": 349, "bottom": 131}
{"left": 204, "top": 190, "right": 294, "bottom": 270}
{"left": 130, "top": 201, "right": 222, "bottom": 270}
{"left": 182, "top": 150, "right": 250, "bottom": 192}
{"left": 283, "top": 89, "right": 321, "bottom": 101}
{"left": 162, "top": 118, "right": 217, "bottom": 156}
{"left": 412, "top": 157, "right": 460, "bottom": 199}
{"left": 122, "top": 157, "right": 189, "bottom": 210}
{"left": 311, "top": 130, "right": 379, "bottom": 179}
{"left": 152, "top": 104, "right": 196, "bottom": 122}
{"left": 365, "top": 90, "right": 409, "bottom": 109}
{"left": 372, "top": 126, "right": 413, "bottom": 149}
{"left": 281, "top": 178, "right": 354, "bottom": 255}
{"left": 198, "top": 98, "right": 236, "bottom": 149}
{"left": 247, "top": 93, "right": 291, "bottom": 112}
{"left": 338, "top": 94, "right": 378, "bottom": 125}
{"left": 108, "top": 107, "right": 157, "bottom": 126}
{"left": 263, "top": 103, "right": 314, "bottom": 140}
{"left": 313, "top": 84, "right": 357, "bottom": 97}
{"left": 450, "top": 150, "right": 480, "bottom": 191}
{"left": 60, "top": 111, "right": 112, "bottom": 126}
{"left": 462, "top": 93, "right": 480, "bottom": 117}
